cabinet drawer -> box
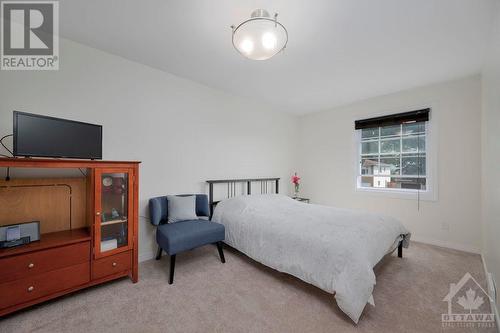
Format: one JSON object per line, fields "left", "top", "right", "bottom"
{"left": 0, "top": 241, "right": 90, "bottom": 283}
{"left": 92, "top": 251, "right": 131, "bottom": 280}
{"left": 0, "top": 262, "right": 90, "bottom": 310}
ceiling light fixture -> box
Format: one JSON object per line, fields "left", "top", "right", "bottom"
{"left": 231, "top": 9, "right": 288, "bottom": 61}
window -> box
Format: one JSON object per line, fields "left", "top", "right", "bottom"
{"left": 355, "top": 110, "right": 429, "bottom": 192}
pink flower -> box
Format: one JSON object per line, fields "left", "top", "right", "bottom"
{"left": 291, "top": 172, "right": 300, "bottom": 185}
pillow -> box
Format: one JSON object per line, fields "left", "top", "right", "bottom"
{"left": 167, "top": 195, "right": 198, "bottom": 223}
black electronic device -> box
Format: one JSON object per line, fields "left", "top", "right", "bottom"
{"left": 0, "top": 221, "right": 40, "bottom": 248}
{"left": 0, "top": 236, "right": 31, "bottom": 249}
{"left": 13, "top": 111, "right": 102, "bottom": 159}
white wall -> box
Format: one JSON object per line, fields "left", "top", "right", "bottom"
{"left": 0, "top": 39, "right": 298, "bottom": 261}
{"left": 481, "top": 1, "right": 500, "bottom": 311}
{"left": 298, "top": 76, "right": 482, "bottom": 253}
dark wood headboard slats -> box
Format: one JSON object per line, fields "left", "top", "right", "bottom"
{"left": 206, "top": 178, "right": 280, "bottom": 184}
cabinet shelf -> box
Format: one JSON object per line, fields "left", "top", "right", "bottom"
{"left": 100, "top": 219, "right": 127, "bottom": 226}
{"left": 0, "top": 228, "right": 91, "bottom": 259}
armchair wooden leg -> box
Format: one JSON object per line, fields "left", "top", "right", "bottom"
{"left": 169, "top": 254, "right": 176, "bottom": 284}
{"left": 155, "top": 246, "right": 163, "bottom": 260}
{"left": 398, "top": 241, "right": 403, "bottom": 258}
{"left": 216, "top": 242, "right": 226, "bottom": 263}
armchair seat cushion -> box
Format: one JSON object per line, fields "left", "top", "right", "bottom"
{"left": 156, "top": 220, "right": 225, "bottom": 255}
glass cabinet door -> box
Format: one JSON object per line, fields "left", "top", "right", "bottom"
{"left": 95, "top": 169, "right": 133, "bottom": 257}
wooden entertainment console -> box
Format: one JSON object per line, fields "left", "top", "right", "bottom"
{"left": 0, "top": 158, "right": 140, "bottom": 316}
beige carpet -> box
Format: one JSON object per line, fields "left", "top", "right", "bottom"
{"left": 0, "top": 242, "right": 496, "bottom": 333}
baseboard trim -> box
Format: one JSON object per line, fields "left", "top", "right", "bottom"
{"left": 411, "top": 236, "right": 481, "bottom": 254}
{"left": 481, "top": 255, "right": 500, "bottom": 333}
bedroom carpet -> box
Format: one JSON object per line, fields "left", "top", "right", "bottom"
{"left": 0, "top": 242, "right": 496, "bottom": 333}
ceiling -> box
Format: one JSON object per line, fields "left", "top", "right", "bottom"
{"left": 59, "top": 0, "right": 496, "bottom": 114}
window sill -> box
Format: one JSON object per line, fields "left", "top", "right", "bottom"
{"left": 355, "top": 186, "right": 437, "bottom": 201}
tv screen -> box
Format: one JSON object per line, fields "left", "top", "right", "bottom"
{"left": 13, "top": 111, "right": 102, "bottom": 159}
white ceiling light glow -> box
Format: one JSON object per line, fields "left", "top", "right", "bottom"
{"left": 231, "top": 9, "right": 288, "bottom": 61}
{"left": 240, "top": 39, "right": 254, "bottom": 54}
{"left": 262, "top": 32, "right": 277, "bottom": 50}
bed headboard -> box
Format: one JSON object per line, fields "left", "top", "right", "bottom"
{"left": 206, "top": 178, "right": 280, "bottom": 216}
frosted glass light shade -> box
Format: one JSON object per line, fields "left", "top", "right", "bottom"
{"left": 232, "top": 10, "right": 288, "bottom": 61}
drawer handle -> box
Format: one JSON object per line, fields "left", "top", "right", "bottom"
{"left": 28, "top": 263, "right": 34, "bottom": 269}
{"left": 112, "top": 262, "right": 117, "bottom": 267}
{"left": 27, "top": 286, "right": 34, "bottom": 292}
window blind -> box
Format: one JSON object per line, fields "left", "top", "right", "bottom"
{"left": 354, "top": 108, "right": 430, "bottom": 130}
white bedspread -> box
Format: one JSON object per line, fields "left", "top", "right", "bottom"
{"left": 212, "top": 194, "right": 410, "bottom": 323}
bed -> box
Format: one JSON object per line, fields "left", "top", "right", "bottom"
{"left": 207, "top": 178, "right": 410, "bottom": 323}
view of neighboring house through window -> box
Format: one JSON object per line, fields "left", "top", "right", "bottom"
{"left": 358, "top": 121, "right": 426, "bottom": 191}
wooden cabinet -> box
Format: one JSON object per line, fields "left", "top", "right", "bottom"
{"left": 0, "top": 158, "right": 140, "bottom": 317}
{"left": 92, "top": 251, "right": 132, "bottom": 280}
{"left": 94, "top": 168, "right": 134, "bottom": 258}
{"left": 0, "top": 242, "right": 90, "bottom": 283}
{"left": 0, "top": 262, "right": 90, "bottom": 310}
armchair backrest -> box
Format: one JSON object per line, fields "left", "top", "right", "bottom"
{"left": 148, "top": 194, "right": 210, "bottom": 226}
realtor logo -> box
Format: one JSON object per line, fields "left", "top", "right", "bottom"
{"left": 442, "top": 272, "right": 496, "bottom": 329}
{"left": 1, "top": 0, "right": 59, "bottom": 70}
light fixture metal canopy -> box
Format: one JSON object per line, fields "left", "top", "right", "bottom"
{"left": 231, "top": 9, "right": 288, "bottom": 61}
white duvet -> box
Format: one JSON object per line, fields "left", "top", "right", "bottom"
{"left": 212, "top": 194, "right": 410, "bottom": 323}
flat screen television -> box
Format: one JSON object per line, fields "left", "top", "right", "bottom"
{"left": 13, "top": 111, "right": 102, "bottom": 159}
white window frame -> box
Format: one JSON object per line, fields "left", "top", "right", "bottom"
{"left": 353, "top": 108, "right": 438, "bottom": 201}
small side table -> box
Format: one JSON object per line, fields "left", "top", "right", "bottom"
{"left": 291, "top": 197, "right": 310, "bottom": 203}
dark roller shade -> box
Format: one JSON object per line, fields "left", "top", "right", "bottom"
{"left": 355, "top": 108, "right": 430, "bottom": 130}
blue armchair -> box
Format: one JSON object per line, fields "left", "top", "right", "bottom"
{"left": 149, "top": 194, "right": 225, "bottom": 284}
